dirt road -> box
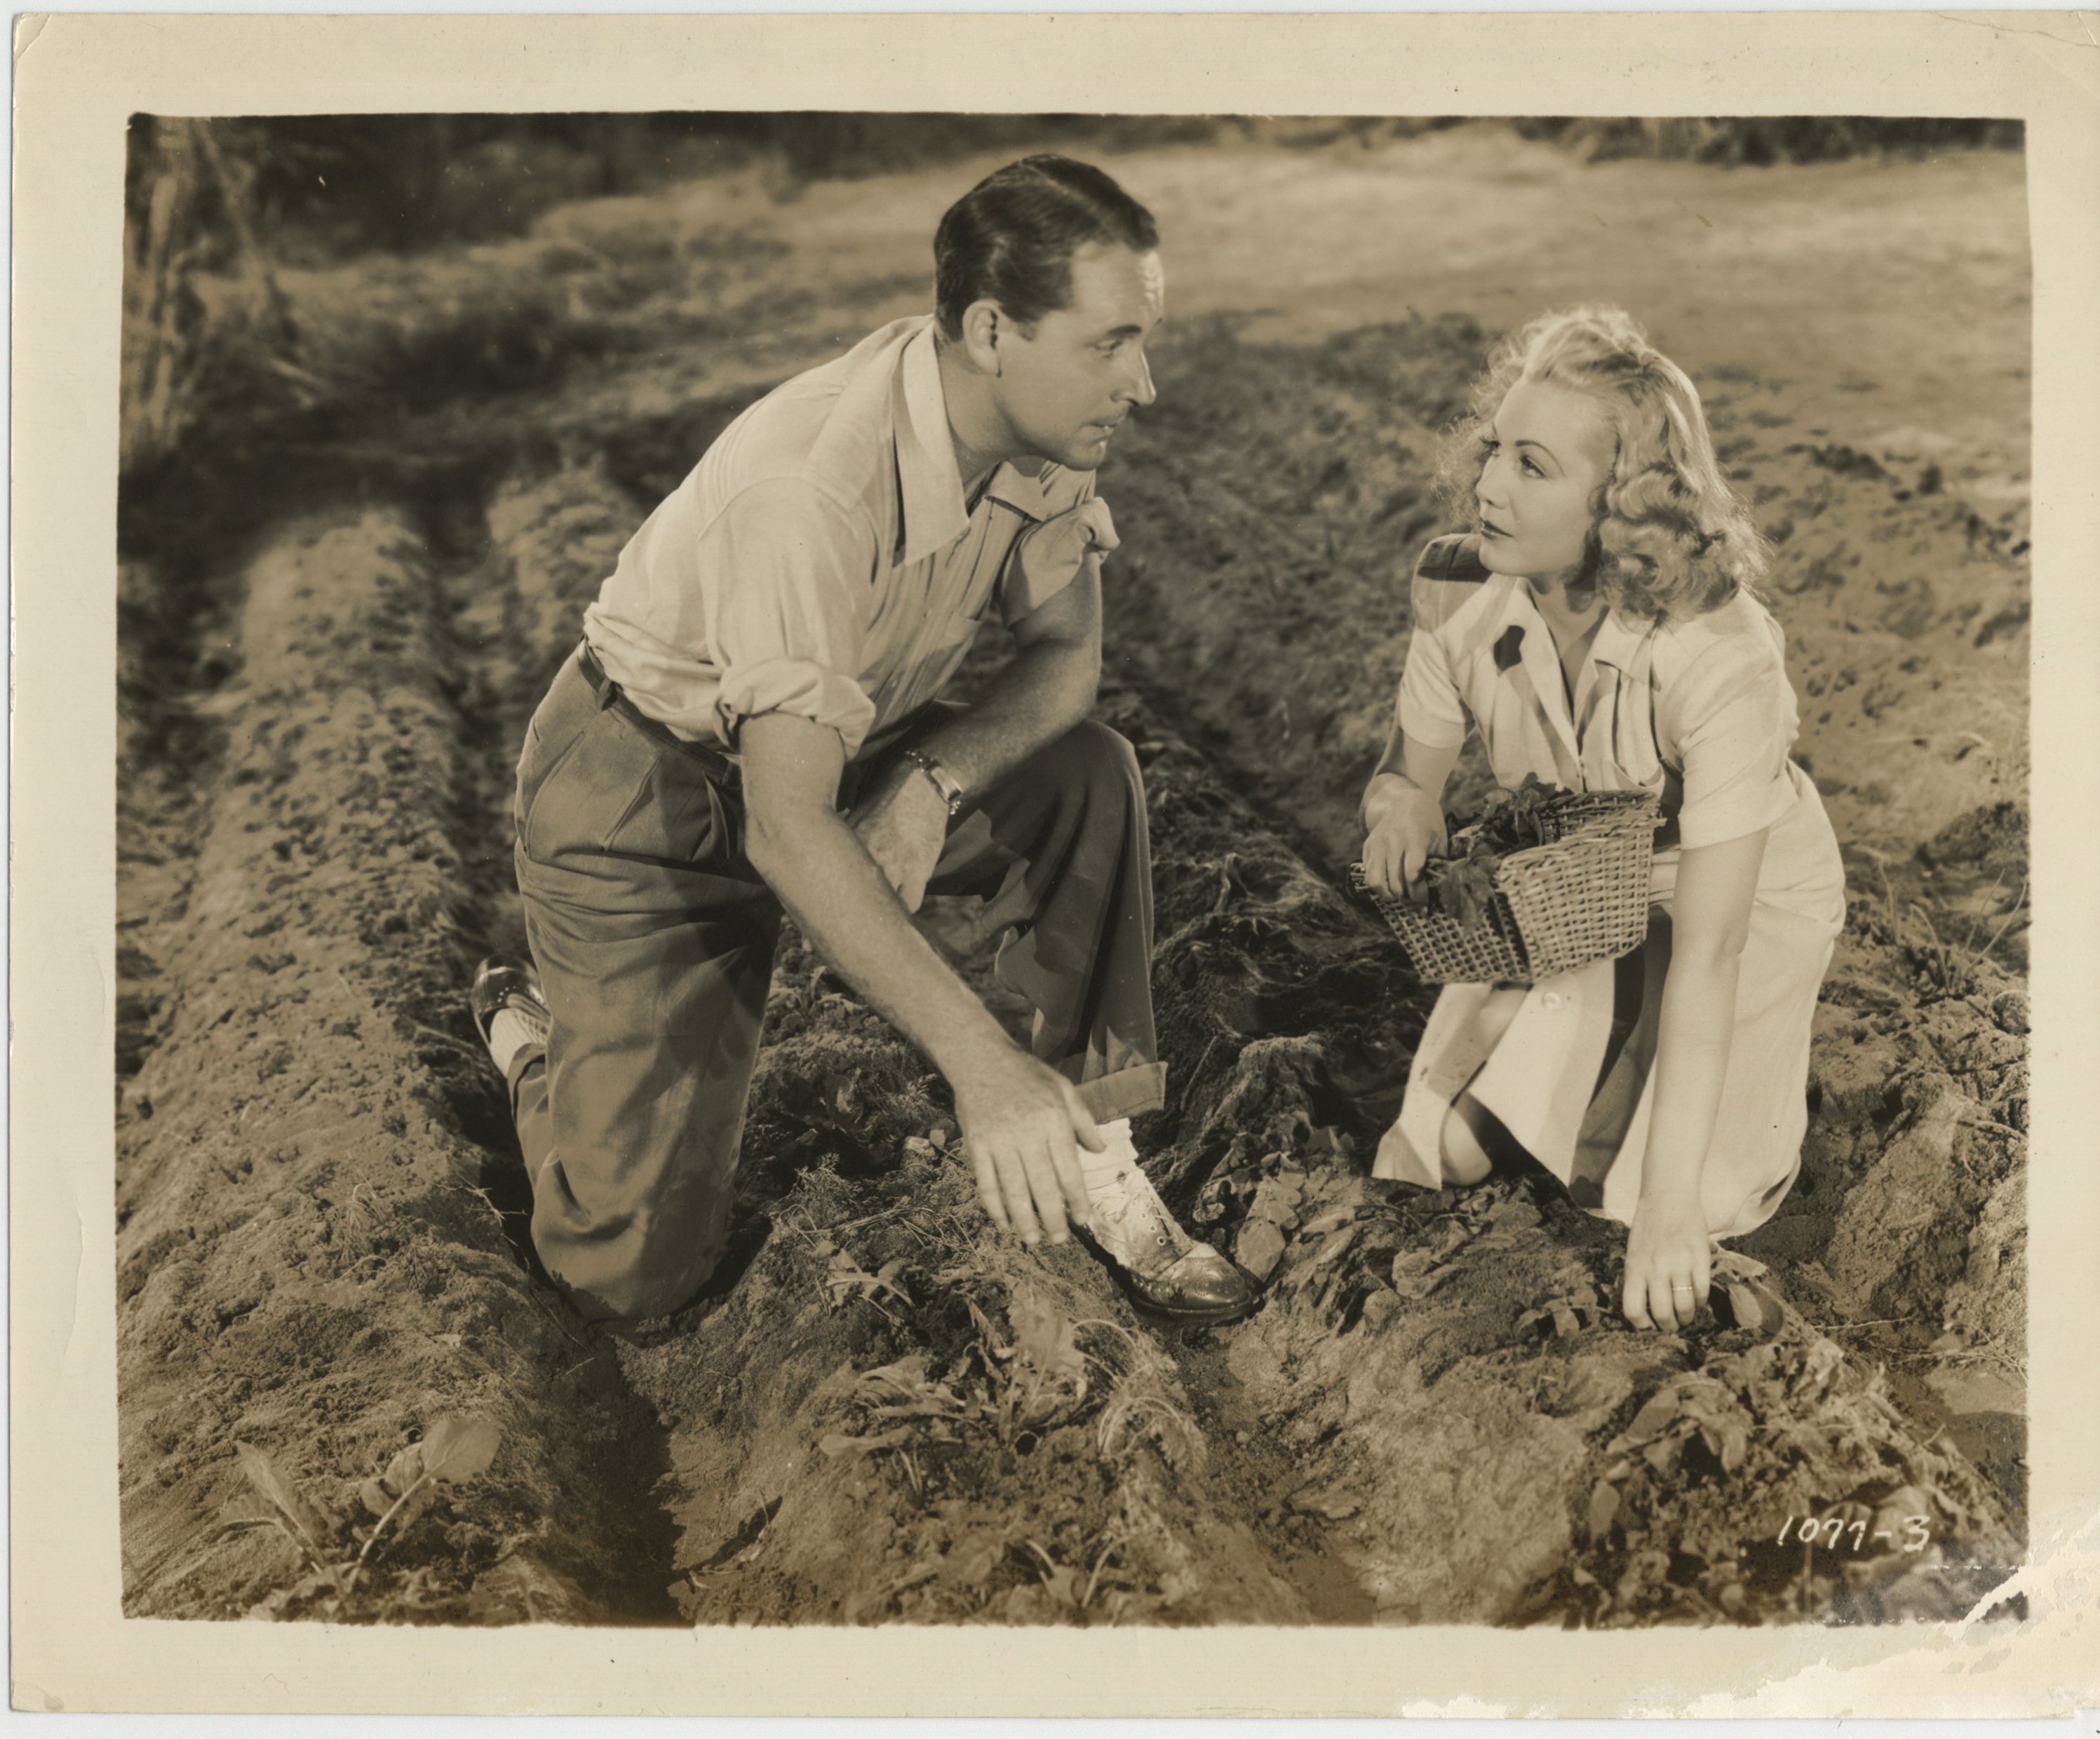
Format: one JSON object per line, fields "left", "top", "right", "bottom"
{"left": 115, "top": 128, "right": 2028, "bottom": 1625}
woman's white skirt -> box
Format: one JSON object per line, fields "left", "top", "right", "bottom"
{"left": 1373, "top": 899, "right": 1840, "bottom": 1240}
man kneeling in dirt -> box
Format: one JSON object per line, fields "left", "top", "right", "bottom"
{"left": 472, "top": 156, "right": 1253, "bottom": 1327}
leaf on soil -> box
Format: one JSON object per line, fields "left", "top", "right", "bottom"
{"left": 1011, "top": 1291, "right": 1085, "bottom": 1386}
{"left": 1587, "top": 1482, "right": 1621, "bottom": 1541}
{"left": 234, "top": 1442, "right": 330, "bottom": 1553}
{"left": 1426, "top": 1218, "right": 1472, "bottom": 1262}
{"left": 1620, "top": 1387, "right": 1685, "bottom": 1447}
{"left": 382, "top": 1443, "right": 426, "bottom": 1496}
{"left": 1247, "top": 1179, "right": 1303, "bottom": 1229}
{"left": 858, "top": 1354, "right": 932, "bottom": 1397}
{"left": 965, "top": 1296, "right": 1012, "bottom": 1362}
{"left": 862, "top": 1355, "right": 973, "bottom": 1424}
{"left": 819, "top": 1426, "right": 917, "bottom": 1458}
{"left": 825, "top": 1247, "right": 913, "bottom": 1311}
{"left": 1305, "top": 1125, "right": 1356, "bottom": 1161}
{"left": 1700, "top": 1420, "right": 1751, "bottom": 1473}
{"left": 1297, "top": 1205, "right": 1358, "bottom": 1239}
{"left": 1518, "top": 1293, "right": 1594, "bottom": 1341}
{"left": 1389, "top": 1250, "right": 1452, "bottom": 1300}
{"left": 887, "top": 1560, "right": 942, "bottom": 1597}
{"left": 370, "top": 1448, "right": 438, "bottom": 1534}
{"left": 1712, "top": 1248, "right": 1772, "bottom": 1284}
{"left": 1488, "top": 1194, "right": 1544, "bottom": 1233}
{"left": 358, "top": 1478, "right": 394, "bottom": 1520}
{"left": 1310, "top": 1224, "right": 1363, "bottom": 1269}
{"left": 1718, "top": 1278, "right": 1782, "bottom": 1337}
{"left": 1237, "top": 1219, "right": 1288, "bottom": 1282}
{"left": 1037, "top": 1560, "right": 1082, "bottom": 1610}
{"left": 419, "top": 1414, "right": 501, "bottom": 1484}
{"left": 946, "top": 1532, "right": 1007, "bottom": 1590}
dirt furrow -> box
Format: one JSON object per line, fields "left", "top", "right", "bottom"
{"left": 116, "top": 509, "right": 669, "bottom": 1622}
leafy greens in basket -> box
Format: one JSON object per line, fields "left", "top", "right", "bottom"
{"left": 1422, "top": 773, "right": 1573, "bottom": 933}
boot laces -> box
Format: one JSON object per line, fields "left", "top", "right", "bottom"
{"left": 490, "top": 996, "right": 550, "bottom": 1052}
{"left": 1088, "top": 1165, "right": 1190, "bottom": 1269}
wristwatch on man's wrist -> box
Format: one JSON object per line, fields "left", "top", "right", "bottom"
{"left": 900, "top": 748, "right": 967, "bottom": 818}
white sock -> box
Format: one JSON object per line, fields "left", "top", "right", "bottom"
{"left": 1080, "top": 1118, "right": 1141, "bottom": 1190}
{"left": 487, "top": 1006, "right": 548, "bottom": 1076}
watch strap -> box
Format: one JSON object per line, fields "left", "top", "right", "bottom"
{"left": 901, "top": 747, "right": 967, "bottom": 818}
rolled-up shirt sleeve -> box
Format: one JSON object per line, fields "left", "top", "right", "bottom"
{"left": 1665, "top": 632, "right": 1799, "bottom": 849}
{"left": 1394, "top": 573, "right": 1469, "bottom": 748}
{"left": 705, "top": 476, "right": 881, "bottom": 757}
{"left": 999, "top": 495, "right": 1119, "bottom": 627}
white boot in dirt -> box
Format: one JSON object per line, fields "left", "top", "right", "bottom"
{"left": 1080, "top": 1119, "right": 1256, "bottom": 1325}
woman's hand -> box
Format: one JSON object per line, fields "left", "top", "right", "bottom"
{"left": 1361, "top": 776, "right": 1448, "bottom": 902}
{"left": 1621, "top": 1190, "right": 1711, "bottom": 1332}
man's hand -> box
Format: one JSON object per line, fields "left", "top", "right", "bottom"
{"left": 951, "top": 1046, "right": 1105, "bottom": 1246}
{"left": 849, "top": 766, "right": 950, "bottom": 914}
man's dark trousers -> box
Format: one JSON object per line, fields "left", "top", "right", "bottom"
{"left": 506, "top": 646, "right": 1166, "bottom": 1320}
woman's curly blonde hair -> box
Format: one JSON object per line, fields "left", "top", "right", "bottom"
{"left": 1434, "top": 307, "right": 1768, "bottom": 623}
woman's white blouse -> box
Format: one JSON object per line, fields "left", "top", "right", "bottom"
{"left": 1395, "top": 536, "right": 1843, "bottom": 926}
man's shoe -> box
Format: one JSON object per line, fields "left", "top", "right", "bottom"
{"left": 470, "top": 954, "right": 550, "bottom": 1074}
{"left": 1082, "top": 1123, "right": 1256, "bottom": 1327}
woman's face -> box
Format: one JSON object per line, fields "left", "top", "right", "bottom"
{"left": 1474, "top": 377, "right": 1615, "bottom": 590}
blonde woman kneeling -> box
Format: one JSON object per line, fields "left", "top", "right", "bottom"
{"left": 1359, "top": 309, "right": 1844, "bottom": 1334}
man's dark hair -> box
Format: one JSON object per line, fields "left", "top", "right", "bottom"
{"left": 933, "top": 155, "right": 1159, "bottom": 341}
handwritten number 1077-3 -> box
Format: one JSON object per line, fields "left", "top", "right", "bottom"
{"left": 1778, "top": 1514, "right": 1930, "bottom": 1553}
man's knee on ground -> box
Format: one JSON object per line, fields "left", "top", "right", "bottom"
{"left": 1046, "top": 718, "right": 1143, "bottom": 801}
{"left": 559, "top": 1251, "right": 720, "bottom": 1325}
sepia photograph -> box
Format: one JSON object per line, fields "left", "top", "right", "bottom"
{"left": 110, "top": 104, "right": 2034, "bottom": 1629}
{"left": 14, "top": 8, "right": 2100, "bottom": 1719}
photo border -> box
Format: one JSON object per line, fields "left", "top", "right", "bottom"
{"left": 13, "top": 10, "right": 2098, "bottom": 1717}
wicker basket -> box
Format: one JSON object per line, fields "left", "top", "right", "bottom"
{"left": 1350, "top": 788, "right": 1661, "bottom": 986}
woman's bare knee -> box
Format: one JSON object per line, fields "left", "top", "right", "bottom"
{"left": 1440, "top": 1100, "right": 1493, "bottom": 1184}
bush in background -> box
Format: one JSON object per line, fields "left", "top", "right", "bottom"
{"left": 118, "top": 111, "right": 2022, "bottom": 480}
{"left": 1510, "top": 116, "right": 2022, "bottom": 165}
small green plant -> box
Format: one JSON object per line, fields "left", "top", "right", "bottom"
{"left": 816, "top": 1239, "right": 913, "bottom": 1320}
{"left": 222, "top": 1414, "right": 502, "bottom": 1618}
{"left": 1517, "top": 1279, "right": 1605, "bottom": 1341}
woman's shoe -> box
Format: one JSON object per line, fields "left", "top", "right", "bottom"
{"left": 1081, "top": 1123, "right": 1257, "bottom": 1326}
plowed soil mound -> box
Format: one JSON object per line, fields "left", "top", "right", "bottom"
{"left": 115, "top": 151, "right": 2026, "bottom": 1629}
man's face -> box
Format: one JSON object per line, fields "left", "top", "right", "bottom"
{"left": 992, "top": 243, "right": 1164, "bottom": 471}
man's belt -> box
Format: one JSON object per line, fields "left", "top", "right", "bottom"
{"left": 574, "top": 640, "right": 741, "bottom": 787}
